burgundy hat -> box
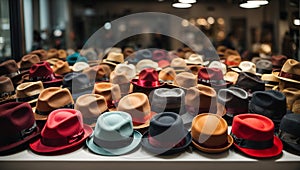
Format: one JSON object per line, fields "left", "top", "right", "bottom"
{"left": 131, "top": 68, "right": 163, "bottom": 89}
{"left": 272, "top": 55, "right": 287, "bottom": 69}
{"left": 152, "top": 49, "right": 169, "bottom": 61}
{"left": 0, "top": 102, "right": 39, "bottom": 153}
{"left": 231, "top": 114, "right": 283, "bottom": 158}
{"left": 29, "top": 109, "right": 93, "bottom": 155}
{"left": 198, "top": 67, "right": 232, "bottom": 89}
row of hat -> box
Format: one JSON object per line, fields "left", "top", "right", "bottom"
{"left": 1, "top": 47, "right": 300, "bottom": 158}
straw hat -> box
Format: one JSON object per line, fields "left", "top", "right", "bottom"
{"left": 16, "top": 81, "right": 44, "bottom": 104}
{"left": 273, "top": 59, "right": 300, "bottom": 84}
{"left": 102, "top": 52, "right": 124, "bottom": 66}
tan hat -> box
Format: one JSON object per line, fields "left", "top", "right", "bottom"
{"left": 83, "top": 65, "right": 111, "bottom": 82}
{"left": 282, "top": 88, "right": 300, "bottom": 114}
{"left": 102, "top": 52, "right": 124, "bottom": 66}
{"left": 185, "top": 54, "right": 204, "bottom": 65}
{"left": 72, "top": 62, "right": 90, "bottom": 72}
{"left": 47, "top": 48, "right": 59, "bottom": 59}
{"left": 93, "top": 82, "right": 121, "bottom": 108}
{"left": 114, "top": 62, "right": 136, "bottom": 80}
{"left": 174, "top": 72, "right": 197, "bottom": 89}
{"left": 52, "top": 60, "right": 72, "bottom": 75}
{"left": 136, "top": 59, "right": 159, "bottom": 73}
{"left": 273, "top": 59, "right": 300, "bottom": 84}
{"left": 187, "top": 65, "right": 202, "bottom": 75}
{"left": 75, "top": 94, "right": 109, "bottom": 127}
{"left": 191, "top": 113, "right": 233, "bottom": 153}
{"left": 117, "top": 92, "right": 156, "bottom": 129}
{"left": 34, "top": 87, "right": 74, "bottom": 120}
{"left": 171, "top": 58, "right": 187, "bottom": 73}
{"left": 30, "top": 49, "right": 48, "bottom": 61}
{"left": 58, "top": 49, "right": 67, "bottom": 60}
{"left": 16, "top": 81, "right": 44, "bottom": 104}
{"left": 224, "top": 71, "right": 239, "bottom": 84}
{"left": 46, "top": 58, "right": 61, "bottom": 66}
{"left": 158, "top": 67, "right": 176, "bottom": 83}
{"left": 110, "top": 71, "right": 132, "bottom": 96}
{"left": 19, "top": 54, "right": 40, "bottom": 70}
{"left": 0, "top": 77, "right": 16, "bottom": 104}
{"left": 261, "top": 74, "right": 279, "bottom": 88}
{"left": 231, "top": 61, "right": 256, "bottom": 74}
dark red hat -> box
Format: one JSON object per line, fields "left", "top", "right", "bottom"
{"left": 231, "top": 114, "right": 283, "bottom": 158}
{"left": 0, "top": 102, "right": 39, "bottom": 153}
{"left": 198, "top": 67, "right": 232, "bottom": 89}
{"left": 152, "top": 49, "right": 169, "bottom": 61}
{"left": 131, "top": 68, "right": 163, "bottom": 88}
{"left": 272, "top": 55, "right": 287, "bottom": 69}
{"left": 29, "top": 109, "right": 92, "bottom": 155}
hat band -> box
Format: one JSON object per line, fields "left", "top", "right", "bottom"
{"left": 278, "top": 130, "right": 300, "bottom": 145}
{"left": 231, "top": 132, "right": 273, "bottom": 149}
{"left": 104, "top": 59, "right": 121, "bottom": 64}
{"left": 41, "top": 129, "right": 84, "bottom": 147}
{"left": 256, "top": 68, "right": 272, "bottom": 74}
{"left": 16, "top": 93, "right": 39, "bottom": 103}
{"left": 279, "top": 71, "right": 300, "bottom": 81}
{"left": 0, "top": 122, "right": 37, "bottom": 146}
{"left": 148, "top": 134, "right": 186, "bottom": 148}
{"left": 0, "top": 91, "right": 15, "bottom": 98}
{"left": 263, "top": 80, "right": 279, "bottom": 86}
{"left": 198, "top": 78, "right": 226, "bottom": 86}
{"left": 93, "top": 134, "right": 133, "bottom": 149}
{"left": 29, "top": 74, "right": 56, "bottom": 82}
{"left": 136, "top": 80, "right": 161, "bottom": 87}
{"left": 36, "top": 103, "right": 74, "bottom": 115}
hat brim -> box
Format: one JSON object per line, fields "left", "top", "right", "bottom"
{"left": 281, "top": 140, "right": 300, "bottom": 156}
{"left": 133, "top": 111, "right": 157, "bottom": 130}
{"left": 185, "top": 60, "right": 203, "bottom": 65}
{"left": 29, "top": 124, "right": 92, "bottom": 154}
{"left": 192, "top": 135, "right": 233, "bottom": 153}
{"left": 272, "top": 71, "right": 300, "bottom": 84}
{"left": 141, "top": 130, "right": 192, "bottom": 155}
{"left": 233, "top": 136, "right": 283, "bottom": 158}
{"left": 32, "top": 107, "right": 48, "bottom": 121}
{"left": 102, "top": 60, "right": 118, "bottom": 66}
{"left": 86, "top": 130, "right": 142, "bottom": 156}
{"left": 0, "top": 126, "right": 40, "bottom": 153}
{"left": 230, "top": 67, "right": 242, "bottom": 73}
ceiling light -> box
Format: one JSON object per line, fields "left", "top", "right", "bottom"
{"left": 240, "top": 2, "right": 260, "bottom": 8}
{"left": 247, "top": 0, "right": 269, "bottom": 5}
{"left": 294, "top": 19, "right": 300, "bottom": 26}
{"left": 207, "top": 17, "right": 215, "bottom": 25}
{"left": 172, "top": 3, "right": 192, "bottom": 8}
{"left": 179, "top": 0, "right": 197, "bottom": 3}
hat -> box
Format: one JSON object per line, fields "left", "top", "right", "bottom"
{"left": 191, "top": 113, "right": 233, "bottom": 153}
{"left": 173, "top": 72, "right": 197, "bottom": 89}
{"left": 132, "top": 68, "right": 163, "bottom": 89}
{"left": 135, "top": 49, "right": 152, "bottom": 61}
{"left": 110, "top": 71, "right": 132, "bottom": 97}
{"left": 86, "top": 111, "right": 142, "bottom": 156}
{"left": 208, "top": 61, "right": 227, "bottom": 75}
{"left": 93, "top": 82, "right": 121, "bottom": 108}
{"left": 235, "top": 72, "right": 265, "bottom": 95}
{"left": 152, "top": 49, "right": 168, "bottom": 61}
{"left": 187, "top": 65, "right": 202, "bottom": 75}
{"left": 249, "top": 90, "right": 286, "bottom": 131}
{"left": 19, "top": 54, "right": 40, "bottom": 71}
{"left": 224, "top": 71, "right": 239, "bottom": 84}
{"left": 261, "top": 74, "right": 279, "bottom": 89}
{"left": 52, "top": 60, "right": 72, "bottom": 75}
{"left": 141, "top": 112, "right": 192, "bottom": 155}
{"left": 217, "top": 45, "right": 227, "bottom": 58}
{"left": 75, "top": 94, "right": 109, "bottom": 127}
{"left": 66, "top": 52, "right": 88, "bottom": 66}
{"left": 273, "top": 59, "right": 300, "bottom": 84}
{"left": 150, "top": 88, "right": 186, "bottom": 115}
{"left": 198, "top": 67, "right": 232, "bottom": 89}
{"left": 0, "top": 77, "right": 16, "bottom": 104}
{"left": 29, "top": 109, "right": 92, "bottom": 154}
{"left": 0, "top": 59, "right": 20, "bottom": 78}
{"left": 231, "top": 114, "right": 283, "bottom": 158}
{"left": 0, "top": 102, "right": 39, "bottom": 153}
{"left": 278, "top": 113, "right": 300, "bottom": 155}
{"left": 224, "top": 49, "right": 240, "bottom": 59}
{"left": 62, "top": 72, "right": 94, "bottom": 100}
{"left": 46, "top": 58, "right": 61, "bottom": 66}
{"left": 135, "top": 59, "right": 159, "bottom": 73}
{"left": 72, "top": 62, "right": 90, "bottom": 72}
{"left": 30, "top": 49, "right": 48, "bottom": 61}
{"left": 102, "top": 52, "right": 124, "bottom": 66}
{"left": 157, "top": 60, "right": 171, "bottom": 69}
{"left": 272, "top": 55, "right": 287, "bottom": 69}
{"left": 225, "top": 55, "right": 241, "bottom": 67}
{"left": 231, "top": 61, "right": 256, "bottom": 75}
{"left": 34, "top": 87, "right": 74, "bottom": 120}
{"left": 123, "top": 47, "right": 134, "bottom": 58}
{"left": 83, "top": 65, "right": 111, "bottom": 82}
{"left": 16, "top": 81, "right": 44, "bottom": 104}
{"left": 58, "top": 49, "right": 67, "bottom": 60}
{"left": 114, "top": 62, "right": 136, "bottom": 80}
{"left": 256, "top": 59, "right": 272, "bottom": 76}
{"left": 158, "top": 67, "right": 176, "bottom": 83}
{"left": 185, "top": 84, "right": 217, "bottom": 114}
{"left": 171, "top": 58, "right": 187, "bottom": 73}
{"left": 185, "top": 54, "right": 204, "bottom": 65}
{"left": 117, "top": 92, "right": 156, "bottom": 129}
{"left": 47, "top": 48, "right": 59, "bottom": 59}
{"left": 282, "top": 88, "right": 300, "bottom": 114}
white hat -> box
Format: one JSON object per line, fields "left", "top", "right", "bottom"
{"left": 231, "top": 61, "right": 256, "bottom": 75}
{"left": 208, "top": 61, "right": 227, "bottom": 75}
{"left": 135, "top": 59, "right": 159, "bottom": 74}
{"left": 114, "top": 62, "right": 136, "bottom": 80}
{"left": 185, "top": 54, "right": 204, "bottom": 65}
{"left": 72, "top": 62, "right": 90, "bottom": 72}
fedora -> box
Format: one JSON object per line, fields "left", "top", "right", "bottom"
{"left": 282, "top": 88, "right": 300, "bottom": 114}
{"left": 46, "top": 58, "right": 61, "bottom": 66}
{"left": 123, "top": 47, "right": 134, "bottom": 58}
{"left": 83, "top": 65, "right": 111, "bottom": 82}
{"left": 131, "top": 68, "right": 163, "bottom": 90}
{"left": 225, "top": 55, "right": 241, "bottom": 68}
{"left": 278, "top": 113, "right": 300, "bottom": 155}
{"left": 62, "top": 72, "right": 94, "bottom": 100}
{"left": 273, "top": 59, "right": 300, "bottom": 84}
{"left": 249, "top": 90, "right": 286, "bottom": 131}
{"left": 66, "top": 52, "right": 88, "bottom": 66}
{"left": 0, "top": 77, "right": 16, "bottom": 104}
{"left": 187, "top": 65, "right": 202, "bottom": 75}
{"left": 158, "top": 67, "right": 176, "bottom": 83}
{"left": 152, "top": 49, "right": 169, "bottom": 61}
{"left": 231, "top": 61, "right": 256, "bottom": 75}
{"left": 75, "top": 94, "right": 109, "bottom": 127}
{"left": 185, "top": 84, "right": 217, "bottom": 114}
{"left": 19, "top": 54, "right": 40, "bottom": 71}
{"left": 135, "top": 59, "right": 159, "bottom": 74}
{"left": 198, "top": 67, "right": 232, "bottom": 89}
{"left": 86, "top": 111, "right": 142, "bottom": 156}
{"left": 0, "top": 59, "right": 20, "bottom": 78}
{"left": 224, "top": 49, "right": 240, "bottom": 59}
{"left": 72, "top": 62, "right": 90, "bottom": 72}
{"left": 231, "top": 114, "right": 283, "bottom": 158}
{"left": 272, "top": 55, "right": 287, "bottom": 69}
{"left": 102, "top": 52, "right": 124, "bottom": 66}
{"left": 16, "top": 81, "right": 44, "bottom": 104}
{"left": 93, "top": 82, "right": 121, "bottom": 108}
{"left": 58, "top": 49, "right": 67, "bottom": 60}
{"left": 261, "top": 74, "right": 279, "bottom": 90}
{"left": 174, "top": 72, "right": 197, "bottom": 89}
{"left": 52, "top": 60, "right": 72, "bottom": 75}
{"left": 256, "top": 59, "right": 272, "bottom": 76}
{"left": 171, "top": 58, "right": 188, "bottom": 73}
{"left": 47, "top": 48, "right": 59, "bottom": 59}
{"left": 114, "top": 62, "right": 136, "bottom": 80}
{"left": 0, "top": 102, "right": 39, "bottom": 153}
{"left": 135, "top": 49, "right": 152, "bottom": 61}
{"left": 110, "top": 71, "right": 132, "bottom": 97}
{"left": 141, "top": 112, "right": 192, "bottom": 155}
{"left": 158, "top": 60, "right": 171, "bottom": 69}
{"left": 30, "top": 49, "right": 48, "bottom": 61}
{"left": 224, "top": 71, "right": 239, "bottom": 84}
{"left": 150, "top": 88, "right": 186, "bottom": 115}
{"left": 30, "top": 109, "right": 92, "bottom": 154}
{"left": 117, "top": 92, "right": 156, "bottom": 129}
{"left": 185, "top": 54, "right": 204, "bottom": 65}
{"left": 34, "top": 87, "right": 74, "bottom": 120}
{"left": 191, "top": 113, "right": 233, "bottom": 153}
{"left": 235, "top": 72, "right": 265, "bottom": 95}
{"left": 208, "top": 61, "right": 227, "bottom": 75}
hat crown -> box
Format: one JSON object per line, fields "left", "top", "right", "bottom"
{"left": 198, "top": 67, "right": 224, "bottom": 80}
{"left": 282, "top": 88, "right": 300, "bottom": 110}
{"left": 110, "top": 71, "right": 130, "bottom": 84}
{"left": 31, "top": 49, "right": 48, "bottom": 60}
{"left": 139, "top": 68, "right": 159, "bottom": 81}
{"left": 106, "top": 52, "right": 124, "bottom": 63}
{"left": 136, "top": 49, "right": 152, "bottom": 60}
{"left": 75, "top": 94, "right": 108, "bottom": 118}
{"left": 272, "top": 55, "right": 287, "bottom": 67}
{"left": 256, "top": 60, "right": 272, "bottom": 69}
{"left": 280, "top": 114, "right": 300, "bottom": 137}
{"left": 153, "top": 49, "right": 168, "bottom": 61}
{"left": 16, "top": 81, "right": 44, "bottom": 98}
{"left": 29, "top": 61, "right": 53, "bottom": 78}
{"left": 0, "top": 76, "right": 14, "bottom": 93}
{"left": 238, "top": 61, "right": 256, "bottom": 73}
{"left": 20, "top": 54, "right": 40, "bottom": 69}
{"left": 136, "top": 59, "right": 158, "bottom": 73}
{"left": 58, "top": 49, "right": 67, "bottom": 59}
{"left": 53, "top": 60, "right": 71, "bottom": 75}
{"left": 174, "top": 72, "right": 197, "bottom": 89}
{"left": 281, "top": 59, "right": 300, "bottom": 74}
{"left": 72, "top": 62, "right": 89, "bottom": 72}
{"left": 0, "top": 59, "right": 19, "bottom": 75}
{"left": 235, "top": 72, "right": 264, "bottom": 92}
{"left": 218, "top": 87, "right": 248, "bottom": 103}
{"left": 159, "top": 67, "right": 176, "bottom": 81}
{"left": 115, "top": 63, "right": 136, "bottom": 80}
{"left": 171, "top": 58, "right": 187, "bottom": 68}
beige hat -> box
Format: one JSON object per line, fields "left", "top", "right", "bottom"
{"left": 102, "top": 52, "right": 124, "bottom": 66}
{"left": 171, "top": 58, "right": 187, "bottom": 73}
{"left": 93, "top": 82, "right": 121, "bottom": 108}
{"left": 52, "top": 60, "right": 72, "bottom": 75}
{"left": 136, "top": 59, "right": 159, "bottom": 73}
{"left": 72, "top": 62, "right": 90, "bottom": 72}
{"left": 83, "top": 65, "right": 111, "bottom": 82}
{"left": 231, "top": 61, "right": 256, "bottom": 74}
{"left": 174, "top": 72, "right": 197, "bottom": 89}
{"left": 261, "top": 74, "right": 279, "bottom": 88}
{"left": 114, "top": 62, "right": 136, "bottom": 80}
{"left": 224, "top": 71, "right": 239, "bottom": 84}
{"left": 185, "top": 54, "right": 204, "bottom": 65}
{"left": 273, "top": 59, "right": 300, "bottom": 84}
{"left": 16, "top": 81, "right": 44, "bottom": 104}
{"left": 110, "top": 71, "right": 132, "bottom": 96}
{"left": 158, "top": 67, "right": 176, "bottom": 83}
{"left": 282, "top": 88, "right": 300, "bottom": 114}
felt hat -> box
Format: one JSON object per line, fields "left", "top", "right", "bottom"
{"left": 18, "top": 54, "right": 40, "bottom": 71}
{"left": 117, "top": 92, "right": 156, "bottom": 129}
{"left": 0, "top": 102, "right": 39, "bottom": 153}
{"left": 30, "top": 49, "right": 48, "bottom": 61}
{"left": 93, "top": 82, "right": 121, "bottom": 109}
{"left": 123, "top": 47, "right": 135, "bottom": 58}
{"left": 58, "top": 49, "right": 67, "bottom": 60}
{"left": 152, "top": 49, "right": 169, "bottom": 61}
{"left": 29, "top": 109, "right": 92, "bottom": 154}
{"left": 208, "top": 61, "right": 227, "bottom": 75}
{"left": 191, "top": 113, "right": 233, "bottom": 153}
{"left": 231, "top": 114, "right": 283, "bottom": 158}
{"left": 110, "top": 71, "right": 132, "bottom": 97}
{"left": 135, "top": 49, "right": 152, "bottom": 61}
{"left": 272, "top": 55, "right": 287, "bottom": 69}
{"left": 34, "top": 87, "right": 74, "bottom": 121}
{"left": 86, "top": 111, "right": 142, "bottom": 156}
{"left": 261, "top": 73, "right": 279, "bottom": 90}
{"left": 256, "top": 59, "right": 272, "bottom": 76}
{"left": 198, "top": 67, "right": 232, "bottom": 89}
{"left": 52, "top": 60, "right": 72, "bottom": 75}
{"left": 66, "top": 52, "right": 88, "bottom": 66}
{"left": 80, "top": 48, "right": 98, "bottom": 61}
{"left": 273, "top": 59, "right": 300, "bottom": 84}
{"left": 72, "top": 62, "right": 90, "bottom": 72}
{"left": 173, "top": 72, "right": 197, "bottom": 89}
{"left": 135, "top": 59, "right": 159, "bottom": 74}
{"left": 231, "top": 61, "right": 256, "bottom": 75}
{"left": 141, "top": 112, "right": 192, "bottom": 155}
{"left": 83, "top": 65, "right": 111, "bottom": 82}
{"left": 225, "top": 55, "right": 241, "bottom": 68}
{"left": 158, "top": 60, "right": 171, "bottom": 69}
{"left": 158, "top": 67, "right": 176, "bottom": 83}
{"left": 47, "top": 48, "right": 59, "bottom": 59}
{"left": 235, "top": 72, "right": 265, "bottom": 95}
{"left": 224, "top": 71, "right": 239, "bottom": 84}
{"left": 171, "top": 58, "right": 188, "bottom": 73}
{"left": 102, "top": 52, "right": 124, "bottom": 66}
{"left": 224, "top": 49, "right": 240, "bottom": 60}
{"left": 114, "top": 62, "right": 136, "bottom": 80}
{"left": 185, "top": 54, "right": 204, "bottom": 65}
{"left": 0, "top": 77, "right": 16, "bottom": 104}
{"left": 281, "top": 88, "right": 300, "bottom": 114}
{"left": 0, "top": 59, "right": 20, "bottom": 78}
{"left": 16, "top": 81, "right": 44, "bottom": 104}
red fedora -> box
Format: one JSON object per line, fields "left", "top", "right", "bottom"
{"left": 198, "top": 67, "right": 232, "bottom": 89}
{"left": 0, "top": 102, "right": 40, "bottom": 153}
{"left": 131, "top": 68, "right": 163, "bottom": 89}
{"left": 29, "top": 109, "right": 92, "bottom": 155}
{"left": 231, "top": 114, "right": 283, "bottom": 158}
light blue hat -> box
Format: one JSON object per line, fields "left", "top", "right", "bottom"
{"left": 86, "top": 111, "right": 142, "bottom": 156}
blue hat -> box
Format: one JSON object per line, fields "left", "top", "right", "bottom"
{"left": 66, "top": 52, "right": 88, "bottom": 66}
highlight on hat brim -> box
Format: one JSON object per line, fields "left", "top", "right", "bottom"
{"left": 192, "top": 135, "right": 233, "bottom": 153}
{"left": 86, "top": 130, "right": 142, "bottom": 156}
{"left": 29, "top": 124, "right": 92, "bottom": 154}
{"left": 233, "top": 136, "right": 283, "bottom": 158}
{"left": 102, "top": 60, "right": 118, "bottom": 66}
{"left": 272, "top": 71, "right": 300, "bottom": 84}
{"left": 230, "top": 67, "right": 242, "bottom": 73}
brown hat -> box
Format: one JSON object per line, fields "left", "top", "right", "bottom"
{"left": 191, "top": 113, "right": 233, "bottom": 153}
{"left": 174, "top": 72, "right": 197, "bottom": 89}
{"left": 117, "top": 92, "right": 156, "bottom": 129}
{"left": 75, "top": 94, "right": 109, "bottom": 127}
{"left": 171, "top": 58, "right": 187, "bottom": 73}
{"left": 93, "top": 82, "right": 121, "bottom": 108}
{"left": 19, "top": 54, "right": 40, "bottom": 70}
{"left": 16, "top": 81, "right": 44, "bottom": 104}
{"left": 34, "top": 87, "right": 74, "bottom": 120}
{"left": 52, "top": 60, "right": 72, "bottom": 75}
{"left": 224, "top": 71, "right": 239, "bottom": 84}
{"left": 158, "top": 67, "right": 176, "bottom": 83}
{"left": 273, "top": 59, "right": 300, "bottom": 84}
{"left": 30, "top": 49, "right": 48, "bottom": 61}
{"left": 102, "top": 52, "right": 124, "bottom": 66}
{"left": 47, "top": 48, "right": 59, "bottom": 59}
{"left": 282, "top": 88, "right": 300, "bottom": 114}
{"left": 187, "top": 65, "right": 202, "bottom": 75}
{"left": 0, "top": 60, "right": 20, "bottom": 78}
{"left": 110, "top": 71, "right": 132, "bottom": 96}
{"left": 0, "top": 76, "right": 16, "bottom": 104}
{"left": 217, "top": 45, "right": 227, "bottom": 58}
{"left": 58, "top": 49, "right": 67, "bottom": 60}
{"left": 83, "top": 65, "right": 111, "bottom": 82}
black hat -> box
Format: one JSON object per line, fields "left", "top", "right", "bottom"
{"left": 141, "top": 112, "right": 191, "bottom": 155}
{"left": 235, "top": 72, "right": 264, "bottom": 96}
{"left": 278, "top": 113, "right": 300, "bottom": 155}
